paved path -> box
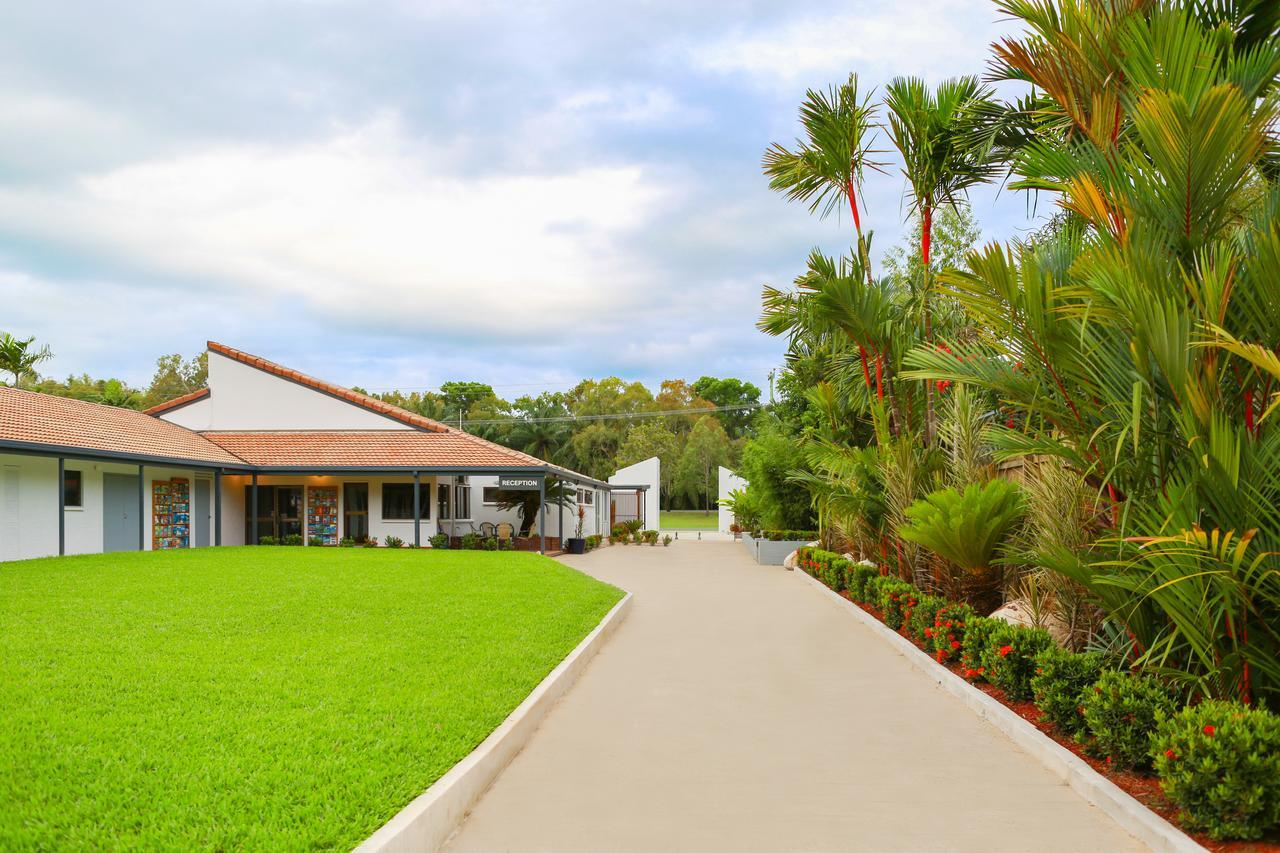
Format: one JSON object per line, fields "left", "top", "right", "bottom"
{"left": 444, "top": 542, "right": 1144, "bottom": 852}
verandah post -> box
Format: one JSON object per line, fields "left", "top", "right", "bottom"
{"left": 57, "top": 457, "right": 65, "bottom": 556}
{"left": 251, "top": 472, "right": 258, "bottom": 545}
{"left": 538, "top": 475, "right": 546, "bottom": 554}
{"left": 413, "top": 470, "right": 421, "bottom": 548}
{"left": 214, "top": 470, "right": 222, "bottom": 546}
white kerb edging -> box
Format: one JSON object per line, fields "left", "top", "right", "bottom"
{"left": 792, "top": 569, "right": 1205, "bottom": 853}
{"left": 356, "top": 591, "right": 633, "bottom": 853}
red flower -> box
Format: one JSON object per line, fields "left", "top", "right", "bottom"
{"left": 1164, "top": 749, "right": 1178, "bottom": 761}
{"left": 950, "top": 640, "right": 961, "bottom": 650}
{"left": 998, "top": 645, "right": 1014, "bottom": 658}
{"left": 1203, "top": 725, "right": 1216, "bottom": 737}
{"left": 1106, "top": 756, "right": 1113, "bottom": 766}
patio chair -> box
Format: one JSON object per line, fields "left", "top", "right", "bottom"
{"left": 478, "top": 522, "right": 497, "bottom": 538}
{"left": 495, "top": 522, "right": 515, "bottom": 541}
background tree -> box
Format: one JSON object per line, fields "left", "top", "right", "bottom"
{"left": 617, "top": 420, "right": 680, "bottom": 508}
{"left": 675, "top": 415, "right": 733, "bottom": 513}
{"left": 141, "top": 352, "right": 207, "bottom": 409}
{"left": 691, "top": 376, "right": 762, "bottom": 439}
{"left": 0, "top": 333, "right": 52, "bottom": 387}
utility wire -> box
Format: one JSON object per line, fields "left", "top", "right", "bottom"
{"left": 460, "top": 402, "right": 761, "bottom": 428}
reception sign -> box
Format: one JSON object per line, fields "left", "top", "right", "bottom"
{"left": 497, "top": 475, "right": 541, "bottom": 491}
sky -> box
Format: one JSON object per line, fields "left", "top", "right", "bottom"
{"left": 0, "top": 0, "right": 1042, "bottom": 399}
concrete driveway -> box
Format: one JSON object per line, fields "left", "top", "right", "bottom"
{"left": 444, "top": 541, "right": 1145, "bottom": 852}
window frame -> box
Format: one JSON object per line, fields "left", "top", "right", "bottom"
{"left": 63, "top": 468, "right": 83, "bottom": 509}
{"left": 482, "top": 486, "right": 500, "bottom": 506}
{"left": 454, "top": 479, "right": 472, "bottom": 521}
{"left": 381, "top": 482, "right": 430, "bottom": 521}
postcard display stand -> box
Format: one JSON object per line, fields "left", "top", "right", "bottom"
{"left": 307, "top": 486, "right": 339, "bottom": 545}
{"left": 152, "top": 478, "right": 190, "bottom": 550}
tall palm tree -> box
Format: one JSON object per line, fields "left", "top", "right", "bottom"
{"left": 507, "top": 402, "right": 572, "bottom": 464}
{"left": 0, "top": 333, "right": 52, "bottom": 387}
{"left": 762, "top": 73, "right": 884, "bottom": 274}
{"left": 884, "top": 76, "right": 999, "bottom": 442}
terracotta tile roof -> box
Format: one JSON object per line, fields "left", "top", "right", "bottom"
{"left": 142, "top": 387, "right": 210, "bottom": 415}
{"left": 202, "top": 431, "right": 546, "bottom": 469}
{"left": 0, "top": 387, "right": 244, "bottom": 466}
{"left": 207, "top": 341, "right": 453, "bottom": 433}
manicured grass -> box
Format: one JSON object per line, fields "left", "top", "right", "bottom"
{"left": 659, "top": 510, "right": 718, "bottom": 530}
{"left": 0, "top": 547, "right": 623, "bottom": 850}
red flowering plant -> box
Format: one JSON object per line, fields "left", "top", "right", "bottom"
{"left": 907, "top": 594, "right": 947, "bottom": 645}
{"left": 1151, "top": 700, "right": 1280, "bottom": 840}
{"left": 928, "top": 602, "right": 975, "bottom": 664}
{"left": 958, "top": 616, "right": 1001, "bottom": 682}
{"left": 876, "top": 578, "right": 918, "bottom": 631}
{"left": 981, "top": 622, "right": 1054, "bottom": 701}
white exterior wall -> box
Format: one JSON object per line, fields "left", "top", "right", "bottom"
{"left": 467, "top": 476, "right": 605, "bottom": 540}
{"left": 0, "top": 452, "right": 210, "bottom": 562}
{"left": 170, "top": 351, "right": 405, "bottom": 431}
{"left": 609, "top": 457, "right": 660, "bottom": 530}
{"left": 718, "top": 466, "right": 748, "bottom": 533}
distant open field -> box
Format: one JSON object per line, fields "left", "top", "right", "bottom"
{"left": 659, "top": 510, "right": 718, "bottom": 530}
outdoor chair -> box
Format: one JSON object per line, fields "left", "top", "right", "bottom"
{"left": 495, "top": 522, "right": 515, "bottom": 541}
{"left": 478, "top": 522, "right": 497, "bottom": 538}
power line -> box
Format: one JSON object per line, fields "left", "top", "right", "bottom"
{"left": 460, "top": 402, "right": 761, "bottom": 428}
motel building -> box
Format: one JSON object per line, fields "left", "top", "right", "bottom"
{"left": 0, "top": 342, "right": 644, "bottom": 562}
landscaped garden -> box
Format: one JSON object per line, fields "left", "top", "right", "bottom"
{"left": 0, "top": 547, "right": 623, "bottom": 849}
{"left": 658, "top": 510, "right": 717, "bottom": 530}
{"left": 728, "top": 0, "right": 1280, "bottom": 844}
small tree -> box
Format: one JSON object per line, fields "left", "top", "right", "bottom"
{"left": 0, "top": 333, "right": 52, "bottom": 387}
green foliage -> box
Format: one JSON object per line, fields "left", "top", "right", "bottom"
{"left": 1081, "top": 672, "right": 1176, "bottom": 771}
{"left": 383, "top": 536, "right": 404, "bottom": 549}
{"left": 1152, "top": 701, "right": 1280, "bottom": 840}
{"left": 1031, "top": 648, "right": 1109, "bottom": 737}
{"left": 282, "top": 534, "right": 303, "bottom": 547}
{"left": 959, "top": 616, "right": 1000, "bottom": 681}
{"left": 257, "top": 535, "right": 277, "bottom": 546}
{"left": 0, "top": 332, "right": 53, "bottom": 386}
{"left": 308, "top": 536, "right": 326, "bottom": 547}
{"left": 754, "top": 529, "right": 818, "bottom": 541}
{"left": 691, "top": 376, "right": 762, "bottom": 439}
{"left": 0, "top": 547, "right": 623, "bottom": 849}
{"left": 428, "top": 534, "right": 448, "bottom": 549}
{"left": 737, "top": 418, "right": 816, "bottom": 530}
{"left": 459, "top": 532, "right": 480, "bottom": 550}
{"left": 981, "top": 623, "right": 1054, "bottom": 701}
{"left": 907, "top": 594, "right": 947, "bottom": 644}
{"left": 675, "top": 416, "right": 732, "bottom": 512}
{"left": 929, "top": 602, "right": 975, "bottom": 664}
{"left": 877, "top": 579, "right": 918, "bottom": 630}
{"left": 338, "top": 537, "right": 356, "bottom": 548}
{"left": 848, "top": 563, "right": 880, "bottom": 603}
{"left": 661, "top": 534, "right": 672, "bottom": 547}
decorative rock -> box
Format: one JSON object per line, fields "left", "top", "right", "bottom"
{"left": 783, "top": 549, "right": 800, "bottom": 571}
{"left": 990, "top": 599, "right": 1071, "bottom": 646}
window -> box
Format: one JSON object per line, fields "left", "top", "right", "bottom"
{"left": 382, "top": 483, "right": 430, "bottom": 520}
{"left": 63, "top": 469, "right": 82, "bottom": 508}
{"left": 437, "top": 483, "right": 450, "bottom": 520}
{"left": 576, "top": 488, "right": 593, "bottom": 505}
{"left": 454, "top": 478, "right": 472, "bottom": 520}
{"left": 482, "top": 486, "right": 500, "bottom": 505}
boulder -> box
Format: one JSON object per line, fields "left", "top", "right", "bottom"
{"left": 989, "top": 598, "right": 1071, "bottom": 646}
{"left": 783, "top": 549, "right": 800, "bottom": 571}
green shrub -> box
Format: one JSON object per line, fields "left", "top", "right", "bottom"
{"left": 1031, "top": 648, "right": 1108, "bottom": 737}
{"left": 981, "top": 622, "right": 1054, "bottom": 701}
{"left": 848, "top": 564, "right": 880, "bottom": 603}
{"left": 929, "top": 602, "right": 975, "bottom": 664}
{"left": 460, "top": 533, "right": 480, "bottom": 550}
{"left": 498, "top": 537, "right": 515, "bottom": 551}
{"left": 908, "top": 594, "right": 947, "bottom": 645}
{"left": 258, "top": 535, "right": 277, "bottom": 546}
{"left": 384, "top": 535, "right": 404, "bottom": 549}
{"left": 585, "top": 534, "right": 602, "bottom": 551}
{"left": 428, "top": 534, "right": 448, "bottom": 549}
{"left": 281, "top": 534, "right": 303, "bottom": 546}
{"left": 1081, "top": 671, "right": 1175, "bottom": 770}
{"left": 662, "top": 534, "right": 672, "bottom": 547}
{"left": 364, "top": 536, "right": 379, "bottom": 547}
{"left": 308, "top": 536, "right": 327, "bottom": 548}
{"left": 959, "top": 616, "right": 1000, "bottom": 680}
{"left": 756, "top": 529, "right": 819, "bottom": 541}
{"left": 1152, "top": 701, "right": 1280, "bottom": 840}
{"left": 482, "top": 536, "right": 498, "bottom": 551}
{"left": 877, "top": 579, "right": 918, "bottom": 631}
{"left": 611, "top": 523, "right": 629, "bottom": 537}
{"left": 641, "top": 530, "right": 659, "bottom": 546}
{"left": 338, "top": 536, "right": 355, "bottom": 547}
{"left": 623, "top": 519, "right": 643, "bottom": 534}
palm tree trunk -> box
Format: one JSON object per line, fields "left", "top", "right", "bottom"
{"left": 922, "top": 203, "right": 936, "bottom": 445}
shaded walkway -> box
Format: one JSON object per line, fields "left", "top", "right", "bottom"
{"left": 445, "top": 542, "right": 1144, "bottom": 852}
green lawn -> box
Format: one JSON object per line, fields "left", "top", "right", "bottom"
{"left": 659, "top": 510, "right": 718, "bottom": 530}
{"left": 0, "top": 547, "right": 623, "bottom": 850}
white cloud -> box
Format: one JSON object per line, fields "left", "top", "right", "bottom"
{"left": 0, "top": 115, "right": 673, "bottom": 337}
{"left": 696, "top": 0, "right": 1002, "bottom": 86}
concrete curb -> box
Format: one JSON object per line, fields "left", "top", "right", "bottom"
{"left": 356, "top": 591, "right": 633, "bottom": 853}
{"left": 792, "top": 569, "right": 1205, "bottom": 853}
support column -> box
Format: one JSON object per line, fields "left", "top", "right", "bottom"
{"left": 137, "top": 464, "right": 145, "bottom": 551}
{"left": 57, "top": 457, "right": 65, "bottom": 556}
{"left": 251, "top": 472, "right": 259, "bottom": 545}
{"left": 214, "top": 471, "right": 222, "bottom": 546}
{"left": 413, "top": 470, "right": 421, "bottom": 548}
{"left": 538, "top": 475, "right": 546, "bottom": 554}
{"left": 558, "top": 481, "right": 564, "bottom": 550}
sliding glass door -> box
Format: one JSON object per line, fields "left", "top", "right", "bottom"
{"left": 343, "top": 483, "right": 369, "bottom": 543}
{"left": 243, "top": 485, "right": 303, "bottom": 542}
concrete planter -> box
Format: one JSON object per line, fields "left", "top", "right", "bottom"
{"left": 741, "top": 533, "right": 812, "bottom": 566}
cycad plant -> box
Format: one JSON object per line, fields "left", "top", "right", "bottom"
{"left": 899, "top": 479, "right": 1026, "bottom": 613}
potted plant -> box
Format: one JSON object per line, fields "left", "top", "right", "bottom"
{"left": 565, "top": 504, "right": 587, "bottom": 554}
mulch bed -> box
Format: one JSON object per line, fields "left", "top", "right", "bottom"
{"left": 833, "top": 586, "right": 1280, "bottom": 853}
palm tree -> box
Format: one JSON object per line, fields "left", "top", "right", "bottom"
{"left": 506, "top": 402, "right": 572, "bottom": 465}
{"left": 491, "top": 478, "right": 574, "bottom": 537}
{"left": 884, "top": 76, "right": 998, "bottom": 442}
{"left": 0, "top": 333, "right": 52, "bottom": 387}
{"left": 763, "top": 73, "right": 884, "bottom": 274}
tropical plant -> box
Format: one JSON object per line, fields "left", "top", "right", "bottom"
{"left": 490, "top": 478, "right": 574, "bottom": 536}
{"left": 0, "top": 333, "right": 52, "bottom": 386}
{"left": 898, "top": 479, "right": 1025, "bottom": 612}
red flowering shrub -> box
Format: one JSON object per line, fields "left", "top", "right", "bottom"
{"left": 981, "top": 622, "right": 1053, "bottom": 701}
{"left": 929, "top": 603, "right": 975, "bottom": 664}
{"left": 876, "top": 579, "right": 918, "bottom": 631}
{"left": 1081, "top": 671, "right": 1175, "bottom": 771}
{"left": 958, "top": 616, "right": 1000, "bottom": 682}
{"left": 907, "top": 594, "right": 947, "bottom": 645}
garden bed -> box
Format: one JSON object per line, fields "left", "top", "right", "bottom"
{"left": 0, "top": 546, "right": 624, "bottom": 849}
{"left": 807, "top": 573, "right": 1279, "bottom": 853}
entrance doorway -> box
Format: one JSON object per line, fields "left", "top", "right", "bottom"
{"left": 343, "top": 483, "right": 369, "bottom": 542}
{"left": 103, "top": 472, "right": 141, "bottom": 552}
{"left": 243, "top": 486, "right": 303, "bottom": 542}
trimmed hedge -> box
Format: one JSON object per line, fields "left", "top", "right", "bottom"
{"left": 928, "top": 602, "right": 974, "bottom": 665}
{"left": 982, "top": 622, "right": 1054, "bottom": 702}
{"left": 1081, "top": 671, "right": 1176, "bottom": 771}
{"left": 754, "top": 529, "right": 819, "bottom": 541}
{"left": 1152, "top": 701, "right": 1280, "bottom": 840}
{"left": 1031, "top": 648, "right": 1109, "bottom": 737}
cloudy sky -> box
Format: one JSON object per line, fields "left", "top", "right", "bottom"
{"left": 0, "top": 0, "right": 1038, "bottom": 398}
